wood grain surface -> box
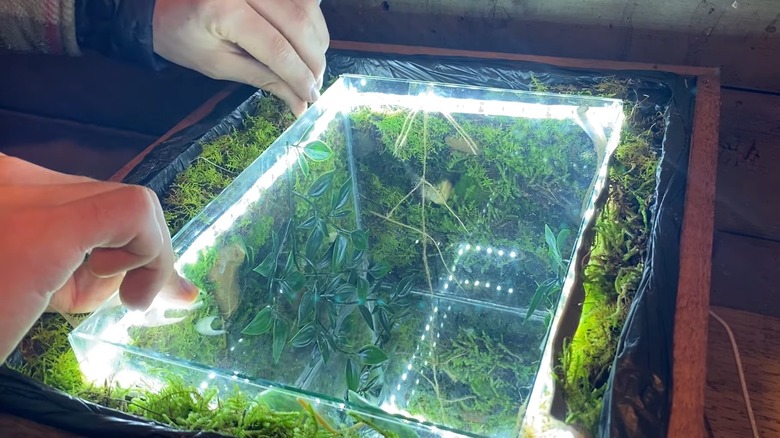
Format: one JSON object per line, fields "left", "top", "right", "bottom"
{"left": 706, "top": 306, "right": 780, "bottom": 438}
{"left": 668, "top": 73, "right": 721, "bottom": 438}
{"left": 322, "top": 0, "right": 780, "bottom": 92}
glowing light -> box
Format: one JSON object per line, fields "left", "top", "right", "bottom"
{"left": 510, "top": 251, "right": 517, "bottom": 258}
{"left": 498, "top": 250, "right": 505, "bottom": 256}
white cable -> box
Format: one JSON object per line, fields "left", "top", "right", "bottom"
{"left": 708, "top": 309, "right": 760, "bottom": 438}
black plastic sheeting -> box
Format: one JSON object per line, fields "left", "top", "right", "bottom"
{"left": 0, "top": 365, "right": 228, "bottom": 438}
{"left": 0, "top": 49, "right": 696, "bottom": 438}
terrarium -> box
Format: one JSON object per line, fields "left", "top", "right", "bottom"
{"left": 69, "top": 74, "right": 625, "bottom": 437}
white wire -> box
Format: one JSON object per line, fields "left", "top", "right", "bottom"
{"left": 709, "top": 309, "right": 760, "bottom": 438}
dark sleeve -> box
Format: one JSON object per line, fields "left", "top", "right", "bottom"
{"left": 74, "top": 0, "right": 168, "bottom": 70}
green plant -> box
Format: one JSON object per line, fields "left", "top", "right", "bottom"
{"left": 525, "top": 225, "right": 572, "bottom": 322}
{"left": 240, "top": 139, "right": 418, "bottom": 399}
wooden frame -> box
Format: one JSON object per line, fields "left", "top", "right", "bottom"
{"left": 113, "top": 41, "right": 720, "bottom": 438}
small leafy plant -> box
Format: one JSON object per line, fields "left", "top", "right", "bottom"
{"left": 525, "top": 224, "right": 571, "bottom": 322}
{"left": 240, "top": 139, "right": 415, "bottom": 398}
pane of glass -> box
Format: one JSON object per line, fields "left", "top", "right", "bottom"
{"left": 71, "top": 74, "right": 624, "bottom": 437}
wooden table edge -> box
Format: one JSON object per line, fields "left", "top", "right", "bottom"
{"left": 668, "top": 73, "right": 721, "bottom": 438}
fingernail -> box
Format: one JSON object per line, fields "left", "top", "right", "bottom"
{"left": 310, "top": 84, "right": 321, "bottom": 103}
{"left": 179, "top": 276, "right": 199, "bottom": 299}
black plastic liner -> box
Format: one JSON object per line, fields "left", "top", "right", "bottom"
{"left": 0, "top": 365, "right": 228, "bottom": 438}
{"left": 1, "top": 49, "right": 696, "bottom": 438}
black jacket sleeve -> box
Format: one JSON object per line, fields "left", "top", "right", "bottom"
{"left": 74, "top": 0, "right": 168, "bottom": 70}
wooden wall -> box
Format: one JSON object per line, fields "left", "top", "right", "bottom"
{"left": 323, "top": 0, "right": 780, "bottom": 318}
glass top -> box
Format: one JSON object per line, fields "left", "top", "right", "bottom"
{"left": 72, "top": 74, "right": 624, "bottom": 437}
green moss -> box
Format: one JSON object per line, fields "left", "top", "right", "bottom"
{"left": 9, "top": 314, "right": 87, "bottom": 394}
{"left": 163, "top": 96, "right": 296, "bottom": 235}
{"left": 552, "top": 79, "right": 663, "bottom": 434}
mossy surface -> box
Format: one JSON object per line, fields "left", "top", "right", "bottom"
{"left": 534, "top": 76, "right": 664, "bottom": 434}
{"left": 162, "top": 96, "right": 296, "bottom": 235}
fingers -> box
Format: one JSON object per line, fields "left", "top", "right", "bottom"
{"left": 48, "top": 267, "right": 126, "bottom": 314}
{"left": 245, "top": 0, "right": 329, "bottom": 81}
{"left": 0, "top": 181, "right": 124, "bottom": 213}
{"left": 221, "top": 2, "right": 319, "bottom": 105}
{"left": 48, "top": 185, "right": 186, "bottom": 311}
{"left": 215, "top": 51, "right": 308, "bottom": 116}
{"left": 0, "top": 155, "right": 97, "bottom": 186}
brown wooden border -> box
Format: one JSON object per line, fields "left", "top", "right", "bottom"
{"left": 110, "top": 40, "right": 720, "bottom": 438}
{"left": 668, "top": 72, "right": 720, "bottom": 438}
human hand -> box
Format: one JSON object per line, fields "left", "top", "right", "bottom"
{"left": 0, "top": 154, "right": 198, "bottom": 364}
{"left": 152, "top": 0, "right": 330, "bottom": 117}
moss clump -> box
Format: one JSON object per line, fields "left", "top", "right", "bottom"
{"left": 163, "top": 96, "right": 296, "bottom": 235}
{"left": 541, "top": 77, "right": 664, "bottom": 433}
{"left": 10, "top": 314, "right": 87, "bottom": 394}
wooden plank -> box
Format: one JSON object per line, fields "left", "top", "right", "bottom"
{"left": 0, "top": 109, "right": 155, "bottom": 180}
{"left": 716, "top": 89, "right": 780, "bottom": 242}
{"left": 0, "top": 413, "right": 83, "bottom": 438}
{"left": 322, "top": 0, "right": 780, "bottom": 92}
{"left": 669, "top": 73, "right": 720, "bottom": 438}
{"left": 711, "top": 231, "right": 780, "bottom": 318}
{"left": 706, "top": 305, "right": 780, "bottom": 438}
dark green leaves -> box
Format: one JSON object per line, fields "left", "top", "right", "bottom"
{"left": 350, "top": 230, "right": 368, "bottom": 251}
{"left": 298, "top": 289, "right": 315, "bottom": 324}
{"left": 297, "top": 155, "right": 310, "bottom": 177}
{"left": 284, "top": 270, "right": 306, "bottom": 292}
{"left": 345, "top": 359, "right": 360, "bottom": 392}
{"left": 289, "top": 324, "right": 316, "bottom": 348}
{"left": 358, "top": 305, "right": 374, "bottom": 331}
{"left": 302, "top": 140, "right": 333, "bottom": 161}
{"left": 332, "top": 178, "right": 352, "bottom": 212}
{"left": 272, "top": 318, "right": 289, "bottom": 363}
{"left": 242, "top": 306, "right": 273, "bottom": 335}
{"left": 305, "top": 225, "right": 325, "bottom": 261}
{"left": 356, "top": 345, "right": 388, "bottom": 366}
{"left": 356, "top": 277, "right": 369, "bottom": 304}
{"left": 526, "top": 278, "right": 559, "bottom": 321}
{"left": 331, "top": 234, "right": 348, "bottom": 272}
{"left": 253, "top": 252, "right": 277, "bottom": 277}
{"left": 308, "top": 171, "right": 335, "bottom": 198}
{"left": 369, "top": 261, "right": 391, "bottom": 280}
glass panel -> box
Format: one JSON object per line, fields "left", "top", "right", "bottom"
{"left": 70, "top": 74, "right": 624, "bottom": 437}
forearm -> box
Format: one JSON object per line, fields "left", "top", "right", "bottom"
{"left": 0, "top": 0, "right": 165, "bottom": 69}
